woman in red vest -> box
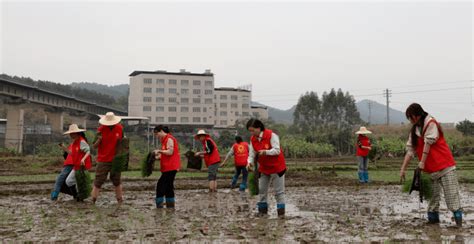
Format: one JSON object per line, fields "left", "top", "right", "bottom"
{"left": 400, "top": 103, "right": 462, "bottom": 227}
{"left": 246, "top": 119, "right": 287, "bottom": 217}
{"left": 355, "top": 127, "right": 372, "bottom": 183}
{"left": 153, "top": 125, "right": 181, "bottom": 208}
{"left": 195, "top": 130, "right": 221, "bottom": 192}
{"left": 221, "top": 136, "right": 249, "bottom": 191}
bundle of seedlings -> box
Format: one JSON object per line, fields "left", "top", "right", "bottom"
{"left": 141, "top": 151, "right": 156, "bottom": 177}
{"left": 402, "top": 167, "right": 432, "bottom": 202}
{"left": 75, "top": 165, "right": 92, "bottom": 201}
{"left": 111, "top": 137, "right": 130, "bottom": 173}
{"left": 248, "top": 156, "right": 259, "bottom": 196}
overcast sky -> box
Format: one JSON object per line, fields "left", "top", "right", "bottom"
{"left": 1, "top": 1, "right": 472, "bottom": 122}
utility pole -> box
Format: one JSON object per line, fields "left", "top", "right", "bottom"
{"left": 368, "top": 101, "right": 372, "bottom": 125}
{"left": 384, "top": 89, "right": 392, "bottom": 125}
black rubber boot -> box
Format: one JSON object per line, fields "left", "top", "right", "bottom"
{"left": 427, "top": 212, "right": 440, "bottom": 224}
{"left": 69, "top": 185, "right": 78, "bottom": 200}
{"left": 453, "top": 210, "right": 463, "bottom": 228}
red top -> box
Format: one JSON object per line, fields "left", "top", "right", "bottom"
{"left": 70, "top": 137, "right": 92, "bottom": 170}
{"left": 416, "top": 120, "right": 456, "bottom": 173}
{"left": 97, "top": 124, "right": 123, "bottom": 163}
{"left": 232, "top": 142, "right": 249, "bottom": 167}
{"left": 201, "top": 136, "right": 221, "bottom": 166}
{"left": 250, "top": 129, "right": 286, "bottom": 175}
{"left": 356, "top": 135, "right": 371, "bottom": 157}
{"left": 160, "top": 134, "right": 181, "bottom": 172}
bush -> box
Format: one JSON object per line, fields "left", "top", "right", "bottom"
{"left": 373, "top": 136, "right": 406, "bottom": 158}
{"left": 35, "top": 143, "right": 63, "bottom": 157}
{"left": 283, "top": 137, "right": 335, "bottom": 158}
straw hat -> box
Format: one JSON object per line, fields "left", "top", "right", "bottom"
{"left": 63, "top": 124, "right": 86, "bottom": 135}
{"left": 355, "top": 126, "right": 372, "bottom": 135}
{"left": 194, "top": 129, "right": 209, "bottom": 139}
{"left": 99, "top": 112, "right": 122, "bottom": 126}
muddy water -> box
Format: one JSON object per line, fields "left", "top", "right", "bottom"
{"left": 0, "top": 185, "right": 473, "bottom": 243}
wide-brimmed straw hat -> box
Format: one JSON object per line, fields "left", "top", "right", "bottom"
{"left": 355, "top": 126, "right": 372, "bottom": 135}
{"left": 99, "top": 112, "right": 122, "bottom": 126}
{"left": 63, "top": 124, "right": 86, "bottom": 135}
{"left": 194, "top": 129, "right": 209, "bottom": 139}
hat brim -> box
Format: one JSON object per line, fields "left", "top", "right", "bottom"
{"left": 355, "top": 131, "right": 372, "bottom": 135}
{"left": 99, "top": 116, "right": 122, "bottom": 126}
{"left": 63, "top": 129, "right": 86, "bottom": 135}
{"left": 194, "top": 133, "right": 208, "bottom": 139}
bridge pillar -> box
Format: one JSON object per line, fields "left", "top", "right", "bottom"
{"left": 45, "top": 110, "right": 64, "bottom": 134}
{"left": 5, "top": 106, "right": 24, "bottom": 153}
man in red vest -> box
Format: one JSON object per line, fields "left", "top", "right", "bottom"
{"left": 195, "top": 130, "right": 221, "bottom": 192}
{"left": 153, "top": 125, "right": 181, "bottom": 208}
{"left": 92, "top": 112, "right": 124, "bottom": 204}
{"left": 400, "top": 103, "right": 463, "bottom": 227}
{"left": 246, "top": 119, "right": 287, "bottom": 217}
{"left": 221, "top": 136, "right": 249, "bottom": 191}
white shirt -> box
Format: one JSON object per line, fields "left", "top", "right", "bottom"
{"left": 247, "top": 131, "right": 281, "bottom": 165}
{"left": 406, "top": 115, "right": 439, "bottom": 157}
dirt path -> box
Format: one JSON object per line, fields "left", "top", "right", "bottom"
{"left": 1, "top": 184, "right": 473, "bottom": 242}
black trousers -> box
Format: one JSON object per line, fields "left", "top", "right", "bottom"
{"left": 156, "top": 170, "right": 177, "bottom": 198}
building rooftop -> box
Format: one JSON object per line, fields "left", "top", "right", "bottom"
{"left": 251, "top": 105, "right": 268, "bottom": 109}
{"left": 129, "top": 69, "right": 214, "bottom": 77}
{"left": 214, "top": 87, "right": 251, "bottom": 92}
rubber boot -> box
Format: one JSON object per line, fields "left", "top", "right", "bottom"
{"left": 277, "top": 203, "right": 285, "bottom": 218}
{"left": 51, "top": 191, "right": 59, "bottom": 201}
{"left": 155, "top": 197, "right": 165, "bottom": 208}
{"left": 257, "top": 202, "right": 268, "bottom": 216}
{"left": 453, "top": 210, "right": 463, "bottom": 227}
{"left": 427, "top": 212, "right": 440, "bottom": 224}
{"left": 69, "top": 185, "right": 78, "bottom": 200}
{"left": 239, "top": 182, "right": 247, "bottom": 192}
{"left": 358, "top": 172, "right": 364, "bottom": 183}
{"left": 166, "top": 198, "right": 175, "bottom": 209}
{"left": 231, "top": 176, "right": 238, "bottom": 189}
{"left": 364, "top": 171, "right": 369, "bottom": 183}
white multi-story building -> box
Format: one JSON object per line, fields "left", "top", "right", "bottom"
{"left": 213, "top": 87, "right": 252, "bottom": 128}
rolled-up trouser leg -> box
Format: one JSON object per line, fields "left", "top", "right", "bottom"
{"left": 257, "top": 174, "right": 270, "bottom": 214}
{"left": 272, "top": 173, "right": 285, "bottom": 216}
{"left": 440, "top": 170, "right": 462, "bottom": 212}
{"left": 428, "top": 177, "right": 441, "bottom": 213}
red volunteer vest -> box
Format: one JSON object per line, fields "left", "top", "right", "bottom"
{"left": 160, "top": 134, "right": 181, "bottom": 172}
{"left": 202, "top": 136, "right": 220, "bottom": 166}
{"left": 70, "top": 137, "right": 92, "bottom": 171}
{"left": 232, "top": 142, "right": 249, "bottom": 167}
{"left": 250, "top": 129, "right": 286, "bottom": 175}
{"left": 63, "top": 144, "right": 74, "bottom": 166}
{"left": 97, "top": 124, "right": 123, "bottom": 163}
{"left": 416, "top": 120, "right": 456, "bottom": 173}
{"left": 356, "top": 135, "right": 371, "bottom": 157}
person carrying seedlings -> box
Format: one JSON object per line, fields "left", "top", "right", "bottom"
{"left": 221, "top": 136, "right": 249, "bottom": 191}
{"left": 153, "top": 125, "right": 181, "bottom": 209}
{"left": 91, "top": 112, "right": 124, "bottom": 204}
{"left": 246, "top": 119, "right": 287, "bottom": 217}
{"left": 355, "top": 127, "right": 372, "bottom": 183}
{"left": 194, "top": 130, "right": 221, "bottom": 192}
{"left": 400, "top": 103, "right": 463, "bottom": 227}
{"left": 63, "top": 124, "right": 92, "bottom": 201}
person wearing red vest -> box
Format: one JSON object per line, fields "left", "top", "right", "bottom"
{"left": 246, "top": 119, "right": 287, "bottom": 217}
{"left": 400, "top": 103, "right": 462, "bottom": 227}
{"left": 51, "top": 124, "right": 90, "bottom": 201}
{"left": 91, "top": 112, "right": 124, "bottom": 204}
{"left": 195, "top": 130, "right": 221, "bottom": 192}
{"left": 221, "top": 136, "right": 249, "bottom": 191}
{"left": 153, "top": 125, "right": 181, "bottom": 209}
{"left": 355, "top": 127, "right": 372, "bottom": 183}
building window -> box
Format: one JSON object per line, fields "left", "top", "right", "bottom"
{"left": 193, "top": 107, "right": 201, "bottom": 113}
{"left": 242, "top": 104, "right": 250, "bottom": 109}
{"left": 205, "top": 98, "right": 213, "bottom": 104}
{"left": 144, "top": 87, "right": 152, "bottom": 93}
{"left": 156, "top": 88, "right": 164, "bottom": 93}
{"left": 220, "top": 120, "right": 227, "bottom": 126}
{"left": 143, "top": 106, "right": 152, "bottom": 111}
{"left": 169, "top": 117, "right": 177, "bottom": 122}
{"left": 156, "top": 106, "right": 164, "bottom": 112}
{"left": 205, "top": 80, "right": 213, "bottom": 86}
{"left": 220, "top": 103, "right": 227, "bottom": 108}
{"left": 231, "top": 103, "right": 238, "bottom": 108}
{"left": 156, "top": 117, "right": 165, "bottom": 122}
{"left": 220, "top": 111, "right": 227, "bottom": 116}
{"left": 169, "top": 88, "right": 177, "bottom": 94}
{"left": 181, "top": 80, "right": 189, "bottom": 86}
{"left": 253, "top": 112, "right": 259, "bottom": 117}
{"left": 220, "top": 95, "right": 227, "bottom": 100}
{"left": 203, "top": 117, "right": 207, "bottom": 123}
{"left": 144, "top": 78, "right": 152, "bottom": 84}
{"left": 181, "top": 107, "right": 189, "bottom": 112}
{"left": 169, "top": 97, "right": 177, "bottom": 103}
{"left": 243, "top": 112, "right": 250, "bottom": 116}
{"left": 231, "top": 95, "right": 238, "bottom": 100}
{"left": 203, "top": 107, "right": 207, "bottom": 112}
{"left": 169, "top": 107, "right": 177, "bottom": 112}
{"left": 205, "top": 90, "right": 213, "bottom": 95}
{"left": 193, "top": 117, "right": 201, "bottom": 123}
{"left": 180, "top": 117, "right": 189, "bottom": 123}
{"left": 181, "top": 89, "right": 189, "bottom": 95}
{"left": 156, "top": 79, "right": 165, "bottom": 85}
{"left": 193, "top": 89, "right": 201, "bottom": 95}
{"left": 181, "top": 98, "right": 189, "bottom": 104}
{"left": 143, "top": 97, "right": 152, "bottom": 102}
{"left": 193, "top": 80, "right": 201, "bottom": 86}
{"left": 156, "top": 97, "right": 165, "bottom": 103}
{"left": 193, "top": 98, "right": 201, "bottom": 103}
{"left": 169, "top": 79, "right": 177, "bottom": 85}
